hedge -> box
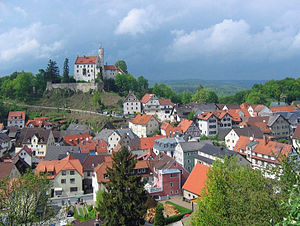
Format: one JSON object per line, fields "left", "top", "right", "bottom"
{"left": 164, "top": 201, "right": 193, "bottom": 224}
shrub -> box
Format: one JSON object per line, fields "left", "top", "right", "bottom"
{"left": 164, "top": 201, "right": 192, "bottom": 224}
{"left": 154, "top": 203, "right": 165, "bottom": 226}
{"left": 87, "top": 205, "right": 93, "bottom": 212}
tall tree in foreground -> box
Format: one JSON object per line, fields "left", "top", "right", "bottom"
{"left": 0, "top": 171, "right": 51, "bottom": 225}
{"left": 62, "top": 58, "right": 70, "bottom": 83}
{"left": 98, "top": 147, "right": 148, "bottom": 225}
{"left": 191, "top": 158, "right": 283, "bottom": 226}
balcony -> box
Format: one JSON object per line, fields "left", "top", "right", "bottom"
{"left": 144, "top": 183, "right": 163, "bottom": 193}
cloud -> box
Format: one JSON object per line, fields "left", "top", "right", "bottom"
{"left": 115, "top": 6, "right": 164, "bottom": 35}
{"left": 165, "top": 19, "right": 300, "bottom": 62}
{"left": 0, "top": 23, "right": 63, "bottom": 62}
{"left": 14, "top": 6, "right": 27, "bottom": 17}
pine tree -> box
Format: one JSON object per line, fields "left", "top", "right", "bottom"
{"left": 62, "top": 58, "right": 69, "bottom": 83}
{"left": 45, "top": 59, "right": 60, "bottom": 83}
{"left": 98, "top": 146, "right": 148, "bottom": 225}
{"left": 154, "top": 203, "right": 165, "bottom": 226}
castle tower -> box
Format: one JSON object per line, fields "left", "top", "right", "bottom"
{"left": 97, "top": 44, "right": 104, "bottom": 77}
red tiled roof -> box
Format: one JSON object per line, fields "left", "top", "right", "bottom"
{"left": 140, "top": 135, "right": 165, "bottom": 150}
{"left": 131, "top": 114, "right": 154, "bottom": 125}
{"left": 233, "top": 136, "right": 292, "bottom": 161}
{"left": 25, "top": 117, "right": 52, "bottom": 128}
{"left": 75, "top": 56, "right": 97, "bottom": 64}
{"left": 160, "top": 122, "right": 180, "bottom": 137}
{"left": 270, "top": 106, "right": 296, "bottom": 113}
{"left": 14, "top": 145, "right": 33, "bottom": 158}
{"left": 240, "top": 103, "right": 250, "bottom": 110}
{"left": 182, "top": 163, "right": 210, "bottom": 196}
{"left": 140, "top": 94, "right": 156, "bottom": 104}
{"left": 214, "top": 110, "right": 229, "bottom": 119}
{"left": 159, "top": 99, "right": 174, "bottom": 106}
{"left": 292, "top": 124, "right": 300, "bottom": 140}
{"left": 0, "top": 162, "right": 15, "bottom": 180}
{"left": 8, "top": 111, "right": 25, "bottom": 121}
{"left": 104, "top": 65, "right": 123, "bottom": 73}
{"left": 177, "top": 119, "right": 193, "bottom": 133}
{"left": 227, "top": 109, "right": 242, "bottom": 122}
{"left": 35, "top": 154, "right": 83, "bottom": 179}
{"left": 63, "top": 133, "right": 92, "bottom": 146}
{"left": 197, "top": 112, "right": 215, "bottom": 120}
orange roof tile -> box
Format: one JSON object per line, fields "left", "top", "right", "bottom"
{"left": 182, "top": 163, "right": 210, "bottom": 196}
{"left": 197, "top": 112, "right": 215, "bottom": 120}
{"left": 159, "top": 99, "right": 174, "bottom": 106}
{"left": 35, "top": 154, "right": 83, "bottom": 179}
{"left": 104, "top": 65, "right": 124, "bottom": 73}
{"left": 214, "top": 110, "right": 229, "bottom": 119}
{"left": 75, "top": 56, "right": 97, "bottom": 64}
{"left": 270, "top": 106, "right": 296, "bottom": 113}
{"left": 227, "top": 109, "right": 242, "bottom": 122}
{"left": 63, "top": 133, "right": 92, "bottom": 146}
{"left": 130, "top": 114, "right": 153, "bottom": 125}
{"left": 140, "top": 94, "right": 156, "bottom": 104}
{"left": 140, "top": 135, "right": 165, "bottom": 150}
{"left": 233, "top": 136, "right": 292, "bottom": 161}
{"left": 8, "top": 111, "right": 25, "bottom": 121}
{"left": 177, "top": 119, "right": 193, "bottom": 133}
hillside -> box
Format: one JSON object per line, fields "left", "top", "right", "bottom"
{"left": 36, "top": 90, "right": 124, "bottom": 112}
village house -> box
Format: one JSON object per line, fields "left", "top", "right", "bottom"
{"left": 129, "top": 114, "right": 159, "bottom": 138}
{"left": 82, "top": 155, "right": 108, "bottom": 194}
{"left": 92, "top": 159, "right": 151, "bottom": 201}
{"left": 157, "top": 99, "right": 174, "bottom": 121}
{"left": 16, "top": 128, "right": 55, "bottom": 158}
{"left": 174, "top": 141, "right": 211, "bottom": 172}
{"left": 74, "top": 46, "right": 123, "bottom": 82}
{"left": 12, "top": 145, "right": 33, "bottom": 167}
{"left": 292, "top": 125, "right": 300, "bottom": 151}
{"left": 233, "top": 136, "right": 299, "bottom": 177}
{"left": 123, "top": 92, "right": 141, "bottom": 115}
{"left": 145, "top": 152, "right": 190, "bottom": 200}
{"left": 153, "top": 136, "right": 185, "bottom": 157}
{"left": 177, "top": 119, "right": 201, "bottom": 138}
{"left": 7, "top": 111, "right": 25, "bottom": 129}
{"left": 242, "top": 115, "right": 291, "bottom": 140}
{"left": 0, "top": 133, "right": 12, "bottom": 157}
{"left": 63, "top": 133, "right": 93, "bottom": 146}
{"left": 160, "top": 122, "right": 181, "bottom": 137}
{"left": 26, "top": 117, "right": 53, "bottom": 130}
{"left": 197, "top": 112, "right": 218, "bottom": 137}
{"left": 276, "top": 111, "right": 300, "bottom": 131}
{"left": 248, "top": 104, "right": 272, "bottom": 117}
{"left": 107, "top": 129, "right": 139, "bottom": 153}
{"left": 0, "top": 162, "right": 21, "bottom": 180}
{"left": 194, "top": 143, "right": 250, "bottom": 167}
{"left": 35, "top": 154, "right": 84, "bottom": 198}
{"left": 140, "top": 94, "right": 160, "bottom": 115}
{"left": 225, "top": 126, "right": 264, "bottom": 150}
{"left": 182, "top": 163, "right": 209, "bottom": 201}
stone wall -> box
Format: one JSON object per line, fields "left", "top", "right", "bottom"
{"left": 46, "top": 82, "right": 103, "bottom": 93}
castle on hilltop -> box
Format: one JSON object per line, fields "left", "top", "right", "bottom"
{"left": 74, "top": 45, "right": 124, "bottom": 82}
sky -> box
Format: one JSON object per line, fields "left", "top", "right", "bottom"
{"left": 1, "top": 0, "right": 300, "bottom": 81}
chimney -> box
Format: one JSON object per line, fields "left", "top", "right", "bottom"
{"left": 263, "top": 135, "right": 269, "bottom": 145}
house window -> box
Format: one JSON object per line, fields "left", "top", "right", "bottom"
{"left": 70, "top": 187, "right": 78, "bottom": 192}
{"left": 176, "top": 190, "right": 178, "bottom": 194}
{"left": 87, "top": 172, "right": 91, "bottom": 177}
{"left": 170, "top": 182, "right": 173, "bottom": 187}
{"left": 170, "top": 174, "right": 174, "bottom": 178}
{"left": 70, "top": 178, "right": 75, "bottom": 184}
{"left": 170, "top": 191, "right": 173, "bottom": 195}
{"left": 61, "top": 179, "right": 66, "bottom": 184}
{"left": 62, "top": 171, "right": 66, "bottom": 175}
{"left": 70, "top": 170, "right": 75, "bottom": 175}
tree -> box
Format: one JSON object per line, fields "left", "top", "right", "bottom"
{"left": 115, "top": 60, "right": 128, "bottom": 74}
{"left": 62, "top": 58, "right": 70, "bottom": 83}
{"left": 178, "top": 91, "right": 192, "bottom": 104}
{"left": 95, "top": 189, "right": 104, "bottom": 212}
{"left": 0, "top": 171, "right": 51, "bottom": 225}
{"left": 34, "top": 69, "right": 47, "bottom": 96}
{"left": 98, "top": 147, "right": 148, "bottom": 225}
{"left": 13, "top": 71, "right": 34, "bottom": 101}
{"left": 154, "top": 203, "right": 165, "bottom": 226}
{"left": 45, "top": 59, "right": 60, "bottom": 83}
{"left": 192, "top": 88, "right": 218, "bottom": 103}
{"left": 192, "top": 157, "right": 283, "bottom": 225}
